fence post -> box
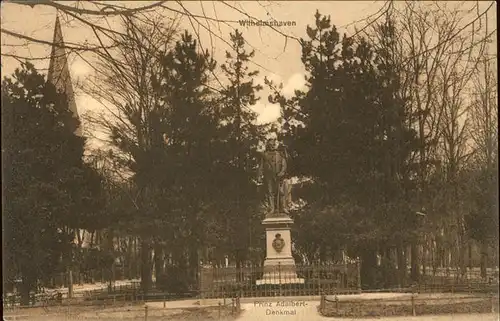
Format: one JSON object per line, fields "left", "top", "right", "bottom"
{"left": 218, "top": 302, "right": 221, "bottom": 320}
{"left": 491, "top": 292, "right": 495, "bottom": 313}
{"left": 320, "top": 293, "right": 325, "bottom": 314}
{"left": 144, "top": 305, "right": 148, "bottom": 321}
{"left": 335, "top": 295, "right": 339, "bottom": 312}
{"left": 356, "top": 259, "right": 361, "bottom": 293}
{"left": 163, "top": 294, "right": 166, "bottom": 308}
{"left": 411, "top": 293, "right": 416, "bottom": 316}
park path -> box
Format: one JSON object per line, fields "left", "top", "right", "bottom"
{"left": 236, "top": 299, "right": 498, "bottom": 321}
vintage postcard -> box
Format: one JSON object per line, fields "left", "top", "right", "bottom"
{"left": 2, "top": 1, "right": 498, "bottom": 320}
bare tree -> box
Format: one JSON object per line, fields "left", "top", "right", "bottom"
{"left": 401, "top": 1, "right": 493, "bottom": 282}
{"left": 469, "top": 55, "right": 498, "bottom": 171}
{"left": 81, "top": 13, "right": 178, "bottom": 293}
{"left": 467, "top": 49, "right": 498, "bottom": 278}
{"left": 434, "top": 23, "right": 488, "bottom": 280}
{"left": 368, "top": 1, "right": 495, "bottom": 283}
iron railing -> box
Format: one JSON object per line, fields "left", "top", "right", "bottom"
{"left": 320, "top": 289, "right": 498, "bottom": 317}
{"left": 199, "top": 262, "right": 361, "bottom": 298}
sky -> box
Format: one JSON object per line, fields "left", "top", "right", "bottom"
{"left": 1, "top": 1, "right": 496, "bottom": 150}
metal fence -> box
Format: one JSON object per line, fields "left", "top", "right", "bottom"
{"left": 4, "top": 286, "right": 497, "bottom": 320}
{"left": 419, "top": 267, "right": 499, "bottom": 285}
{"left": 3, "top": 297, "right": 241, "bottom": 321}
{"left": 4, "top": 265, "right": 497, "bottom": 308}
{"left": 199, "top": 262, "right": 361, "bottom": 298}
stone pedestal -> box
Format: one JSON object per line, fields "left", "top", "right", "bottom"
{"left": 256, "top": 214, "right": 305, "bottom": 285}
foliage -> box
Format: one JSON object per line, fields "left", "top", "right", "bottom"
{"left": 465, "top": 164, "right": 499, "bottom": 246}
{"left": 153, "top": 30, "right": 222, "bottom": 253}
{"left": 268, "top": 11, "right": 419, "bottom": 261}
{"left": 2, "top": 62, "right": 104, "bottom": 303}
{"left": 217, "top": 29, "right": 267, "bottom": 264}
{"left": 264, "top": 11, "right": 430, "bottom": 288}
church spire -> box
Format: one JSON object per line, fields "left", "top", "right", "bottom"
{"left": 47, "top": 14, "right": 81, "bottom": 136}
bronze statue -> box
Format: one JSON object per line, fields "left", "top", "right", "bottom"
{"left": 257, "top": 137, "right": 291, "bottom": 215}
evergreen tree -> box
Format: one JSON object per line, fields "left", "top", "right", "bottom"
{"left": 219, "top": 29, "right": 267, "bottom": 268}
{"left": 2, "top": 62, "right": 104, "bottom": 304}
{"left": 154, "top": 30, "right": 220, "bottom": 285}
{"left": 267, "top": 12, "right": 418, "bottom": 288}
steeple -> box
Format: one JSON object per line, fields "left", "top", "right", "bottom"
{"left": 47, "top": 15, "right": 81, "bottom": 136}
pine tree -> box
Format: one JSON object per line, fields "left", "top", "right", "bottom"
{"left": 219, "top": 29, "right": 266, "bottom": 268}
{"left": 155, "top": 30, "right": 220, "bottom": 287}
{"left": 267, "top": 12, "right": 418, "bottom": 288}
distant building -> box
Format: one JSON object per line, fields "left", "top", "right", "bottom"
{"left": 48, "top": 15, "right": 94, "bottom": 249}
{"left": 47, "top": 15, "right": 81, "bottom": 136}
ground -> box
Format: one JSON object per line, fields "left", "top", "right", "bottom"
{"left": 3, "top": 299, "right": 237, "bottom": 321}
{"left": 321, "top": 292, "right": 494, "bottom": 317}
{"left": 237, "top": 301, "right": 498, "bottom": 321}
{"left": 3, "top": 293, "right": 498, "bottom": 320}
{"left": 238, "top": 301, "right": 498, "bottom": 321}
{"left": 237, "top": 294, "right": 498, "bottom": 321}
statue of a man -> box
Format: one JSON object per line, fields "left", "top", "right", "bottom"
{"left": 257, "top": 137, "right": 290, "bottom": 215}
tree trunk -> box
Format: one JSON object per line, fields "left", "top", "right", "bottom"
{"left": 67, "top": 268, "right": 74, "bottom": 298}
{"left": 189, "top": 246, "right": 199, "bottom": 287}
{"left": 458, "top": 218, "right": 468, "bottom": 280}
{"left": 20, "top": 274, "right": 34, "bottom": 306}
{"left": 360, "top": 247, "right": 378, "bottom": 289}
{"left": 381, "top": 247, "right": 396, "bottom": 288}
{"left": 140, "top": 238, "right": 153, "bottom": 295}
{"left": 65, "top": 227, "right": 74, "bottom": 299}
{"left": 153, "top": 241, "right": 164, "bottom": 285}
{"left": 319, "top": 245, "right": 327, "bottom": 263}
{"left": 410, "top": 240, "right": 420, "bottom": 284}
{"left": 135, "top": 237, "right": 140, "bottom": 279}
{"left": 105, "top": 229, "right": 115, "bottom": 292}
{"left": 235, "top": 249, "right": 243, "bottom": 282}
{"left": 127, "top": 237, "right": 133, "bottom": 279}
{"left": 439, "top": 239, "right": 446, "bottom": 268}
{"left": 480, "top": 240, "right": 488, "bottom": 280}
{"left": 468, "top": 241, "right": 473, "bottom": 270}
{"left": 430, "top": 237, "right": 436, "bottom": 275}
{"left": 397, "top": 244, "right": 406, "bottom": 287}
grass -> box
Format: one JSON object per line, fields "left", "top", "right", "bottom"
{"left": 4, "top": 303, "right": 241, "bottom": 321}
{"left": 148, "top": 306, "right": 239, "bottom": 321}
{"left": 320, "top": 295, "right": 496, "bottom": 318}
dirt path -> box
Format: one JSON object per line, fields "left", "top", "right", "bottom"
{"left": 236, "top": 299, "right": 498, "bottom": 321}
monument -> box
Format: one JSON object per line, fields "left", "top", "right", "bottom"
{"left": 256, "top": 137, "right": 304, "bottom": 285}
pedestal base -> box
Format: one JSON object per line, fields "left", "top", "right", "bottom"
{"left": 256, "top": 277, "right": 305, "bottom": 285}
{"left": 256, "top": 213, "right": 305, "bottom": 285}
{"left": 256, "top": 257, "right": 305, "bottom": 285}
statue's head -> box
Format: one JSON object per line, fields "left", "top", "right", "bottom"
{"left": 266, "top": 137, "right": 278, "bottom": 151}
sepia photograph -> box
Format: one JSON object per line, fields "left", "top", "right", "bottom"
{"left": 1, "top": 1, "right": 498, "bottom": 320}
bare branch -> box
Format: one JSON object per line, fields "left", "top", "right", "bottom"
{"left": 8, "top": 0, "right": 168, "bottom": 16}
